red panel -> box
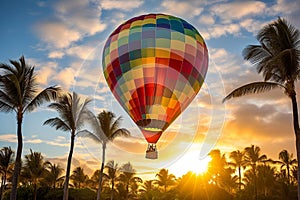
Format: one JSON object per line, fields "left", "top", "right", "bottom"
{"left": 141, "top": 129, "right": 163, "bottom": 143}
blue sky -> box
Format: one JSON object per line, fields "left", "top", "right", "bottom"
{"left": 0, "top": 0, "right": 299, "bottom": 178}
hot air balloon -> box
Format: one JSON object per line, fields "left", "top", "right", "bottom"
{"left": 102, "top": 13, "right": 208, "bottom": 159}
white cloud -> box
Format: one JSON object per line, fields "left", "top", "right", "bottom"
{"left": 100, "top": 0, "right": 144, "bottom": 10}
{"left": 203, "top": 23, "right": 240, "bottom": 39}
{"left": 35, "top": 0, "right": 106, "bottom": 49}
{"left": 54, "top": 67, "right": 77, "bottom": 89}
{"left": 0, "top": 134, "right": 17, "bottom": 143}
{"left": 48, "top": 51, "right": 65, "bottom": 59}
{"left": 271, "top": 0, "right": 299, "bottom": 14}
{"left": 161, "top": 0, "right": 203, "bottom": 17}
{"left": 25, "top": 139, "right": 43, "bottom": 144}
{"left": 211, "top": 1, "right": 266, "bottom": 21}
{"left": 66, "top": 45, "right": 97, "bottom": 60}
{"left": 199, "top": 14, "right": 215, "bottom": 25}
{"left": 35, "top": 22, "right": 81, "bottom": 48}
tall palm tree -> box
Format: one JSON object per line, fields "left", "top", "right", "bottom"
{"left": 155, "top": 169, "right": 176, "bottom": 193}
{"left": 244, "top": 145, "right": 267, "bottom": 199}
{"left": 43, "top": 92, "right": 92, "bottom": 200}
{"left": 0, "top": 56, "right": 60, "bottom": 200}
{"left": 277, "top": 149, "right": 297, "bottom": 184}
{"left": 229, "top": 150, "right": 245, "bottom": 190}
{"left": 0, "top": 147, "right": 14, "bottom": 200}
{"left": 222, "top": 18, "right": 300, "bottom": 198}
{"left": 43, "top": 162, "right": 64, "bottom": 189}
{"left": 78, "top": 110, "right": 130, "bottom": 200}
{"left": 118, "top": 162, "right": 142, "bottom": 200}
{"left": 70, "top": 167, "right": 88, "bottom": 188}
{"left": 105, "top": 160, "right": 119, "bottom": 200}
{"left": 22, "top": 149, "right": 47, "bottom": 200}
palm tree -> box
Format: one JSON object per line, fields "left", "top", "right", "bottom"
{"left": 139, "top": 180, "right": 158, "bottom": 200}
{"left": 277, "top": 150, "right": 297, "bottom": 184}
{"left": 229, "top": 150, "right": 245, "bottom": 190}
{"left": 118, "top": 162, "right": 142, "bottom": 200}
{"left": 0, "top": 147, "right": 14, "bottom": 200}
{"left": 43, "top": 92, "right": 92, "bottom": 200}
{"left": 70, "top": 167, "right": 88, "bottom": 188}
{"left": 155, "top": 169, "right": 176, "bottom": 193}
{"left": 222, "top": 18, "right": 300, "bottom": 197}
{"left": 43, "top": 162, "right": 64, "bottom": 189}
{"left": 105, "top": 160, "right": 119, "bottom": 200}
{"left": 78, "top": 110, "right": 130, "bottom": 200}
{"left": 22, "top": 149, "right": 47, "bottom": 200}
{"left": 0, "top": 56, "right": 60, "bottom": 200}
{"left": 244, "top": 145, "right": 267, "bottom": 199}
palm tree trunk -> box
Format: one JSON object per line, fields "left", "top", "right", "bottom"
{"left": 10, "top": 112, "right": 23, "bottom": 200}
{"left": 110, "top": 179, "right": 114, "bottom": 200}
{"left": 63, "top": 133, "right": 75, "bottom": 200}
{"left": 97, "top": 143, "right": 106, "bottom": 200}
{"left": 238, "top": 166, "right": 241, "bottom": 191}
{"left": 34, "top": 183, "right": 37, "bottom": 200}
{"left": 290, "top": 93, "right": 300, "bottom": 200}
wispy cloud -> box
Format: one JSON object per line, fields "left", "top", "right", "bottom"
{"left": 161, "top": 0, "right": 203, "bottom": 17}
{"left": 210, "top": 1, "right": 266, "bottom": 22}
{"left": 100, "top": 0, "right": 144, "bottom": 10}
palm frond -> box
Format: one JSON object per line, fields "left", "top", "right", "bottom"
{"left": 111, "top": 128, "right": 130, "bottom": 140}
{"left": 223, "top": 82, "right": 284, "bottom": 102}
{"left": 76, "top": 130, "right": 101, "bottom": 143}
{"left": 24, "top": 86, "right": 61, "bottom": 112}
{"left": 43, "top": 117, "right": 71, "bottom": 132}
{"left": 0, "top": 100, "right": 15, "bottom": 113}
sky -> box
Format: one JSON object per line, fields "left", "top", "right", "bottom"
{"left": 0, "top": 0, "right": 299, "bottom": 179}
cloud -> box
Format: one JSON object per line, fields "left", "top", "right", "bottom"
{"left": 211, "top": 1, "right": 266, "bottom": 21}
{"left": 66, "top": 45, "right": 98, "bottom": 60}
{"left": 100, "top": 0, "right": 144, "bottom": 10}
{"left": 48, "top": 51, "right": 65, "bottom": 59}
{"left": 161, "top": 0, "right": 203, "bottom": 17}
{"left": 0, "top": 134, "right": 17, "bottom": 143}
{"left": 35, "top": 0, "right": 106, "bottom": 49}
{"left": 35, "top": 22, "right": 81, "bottom": 48}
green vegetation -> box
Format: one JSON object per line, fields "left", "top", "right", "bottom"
{"left": 0, "top": 145, "right": 298, "bottom": 200}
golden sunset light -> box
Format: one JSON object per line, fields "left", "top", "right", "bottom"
{"left": 1, "top": 0, "right": 300, "bottom": 200}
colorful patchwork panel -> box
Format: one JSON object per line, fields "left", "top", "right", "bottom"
{"left": 102, "top": 13, "right": 208, "bottom": 144}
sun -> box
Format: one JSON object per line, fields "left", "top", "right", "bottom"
{"left": 169, "top": 151, "right": 212, "bottom": 176}
{"left": 187, "top": 153, "right": 212, "bottom": 175}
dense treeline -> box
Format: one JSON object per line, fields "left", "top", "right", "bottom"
{"left": 0, "top": 145, "right": 298, "bottom": 200}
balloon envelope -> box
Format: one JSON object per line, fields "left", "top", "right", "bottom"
{"left": 102, "top": 13, "right": 208, "bottom": 147}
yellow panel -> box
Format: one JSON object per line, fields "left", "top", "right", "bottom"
{"left": 143, "top": 18, "right": 156, "bottom": 24}
{"left": 168, "top": 98, "right": 178, "bottom": 108}
{"left": 125, "top": 80, "right": 136, "bottom": 91}
{"left": 131, "top": 20, "right": 143, "bottom": 27}
{"left": 110, "top": 40, "right": 118, "bottom": 51}
{"left": 104, "top": 55, "right": 111, "bottom": 67}
{"left": 161, "top": 97, "right": 170, "bottom": 107}
{"left": 185, "top": 35, "right": 196, "bottom": 46}
{"left": 156, "top": 49, "right": 170, "bottom": 58}
{"left": 118, "top": 29, "right": 130, "bottom": 38}
{"left": 170, "top": 40, "right": 185, "bottom": 50}
{"left": 195, "top": 34, "right": 204, "bottom": 44}
{"left": 142, "top": 57, "right": 155, "bottom": 64}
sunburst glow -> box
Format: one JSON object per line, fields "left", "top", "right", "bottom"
{"left": 169, "top": 151, "right": 212, "bottom": 176}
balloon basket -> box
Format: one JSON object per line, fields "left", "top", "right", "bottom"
{"left": 145, "top": 143, "right": 158, "bottom": 159}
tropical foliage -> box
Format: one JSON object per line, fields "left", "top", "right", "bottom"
{"left": 0, "top": 145, "right": 297, "bottom": 200}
